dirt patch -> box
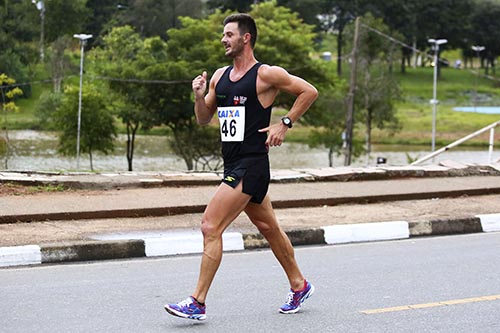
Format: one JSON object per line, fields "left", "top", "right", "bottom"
{"left": 0, "top": 183, "right": 42, "bottom": 196}
{"left": 0, "top": 182, "right": 97, "bottom": 197}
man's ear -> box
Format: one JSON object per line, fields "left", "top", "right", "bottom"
{"left": 244, "top": 32, "right": 251, "bottom": 44}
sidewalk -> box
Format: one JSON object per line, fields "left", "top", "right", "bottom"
{"left": 1, "top": 162, "right": 500, "bottom": 267}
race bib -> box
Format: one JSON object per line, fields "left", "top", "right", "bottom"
{"left": 217, "top": 106, "right": 245, "bottom": 142}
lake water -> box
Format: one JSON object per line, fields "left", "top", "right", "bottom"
{"left": 1, "top": 130, "right": 498, "bottom": 172}
{"left": 454, "top": 106, "right": 500, "bottom": 114}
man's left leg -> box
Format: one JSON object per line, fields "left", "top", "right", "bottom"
{"left": 244, "top": 195, "right": 314, "bottom": 313}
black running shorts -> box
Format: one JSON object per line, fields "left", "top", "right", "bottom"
{"left": 221, "top": 155, "right": 270, "bottom": 204}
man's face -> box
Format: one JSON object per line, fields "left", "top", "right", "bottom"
{"left": 221, "top": 22, "right": 245, "bottom": 58}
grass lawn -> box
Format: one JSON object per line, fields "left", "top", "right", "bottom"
{"left": 3, "top": 65, "right": 500, "bottom": 148}
{"left": 372, "top": 66, "right": 500, "bottom": 146}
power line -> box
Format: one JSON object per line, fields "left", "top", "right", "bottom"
{"left": 0, "top": 79, "right": 55, "bottom": 89}
{"left": 359, "top": 22, "right": 433, "bottom": 61}
{"left": 90, "top": 75, "right": 192, "bottom": 85}
{"left": 359, "top": 22, "right": 500, "bottom": 83}
{"left": 0, "top": 75, "right": 192, "bottom": 89}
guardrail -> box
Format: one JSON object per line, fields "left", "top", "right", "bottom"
{"left": 411, "top": 120, "right": 500, "bottom": 165}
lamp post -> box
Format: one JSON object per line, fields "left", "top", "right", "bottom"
{"left": 73, "top": 33, "right": 93, "bottom": 170}
{"left": 32, "top": 0, "right": 45, "bottom": 61}
{"left": 471, "top": 45, "right": 485, "bottom": 112}
{"left": 428, "top": 38, "right": 447, "bottom": 153}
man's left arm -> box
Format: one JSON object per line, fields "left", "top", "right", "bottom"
{"left": 258, "top": 66, "right": 318, "bottom": 147}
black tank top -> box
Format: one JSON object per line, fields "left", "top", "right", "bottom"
{"left": 215, "top": 63, "right": 272, "bottom": 162}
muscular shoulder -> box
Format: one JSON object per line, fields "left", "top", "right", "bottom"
{"left": 258, "top": 65, "right": 290, "bottom": 86}
{"left": 210, "top": 66, "right": 230, "bottom": 88}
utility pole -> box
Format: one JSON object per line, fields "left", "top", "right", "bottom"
{"left": 73, "top": 34, "right": 93, "bottom": 170}
{"left": 428, "top": 38, "right": 447, "bottom": 153}
{"left": 344, "top": 17, "right": 360, "bottom": 166}
{"left": 471, "top": 45, "right": 485, "bottom": 113}
{"left": 32, "top": 0, "right": 45, "bottom": 61}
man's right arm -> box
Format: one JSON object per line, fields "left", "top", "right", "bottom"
{"left": 192, "top": 68, "right": 224, "bottom": 125}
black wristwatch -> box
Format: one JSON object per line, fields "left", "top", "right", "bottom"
{"left": 281, "top": 116, "right": 293, "bottom": 128}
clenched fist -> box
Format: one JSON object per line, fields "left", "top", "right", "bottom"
{"left": 192, "top": 71, "right": 207, "bottom": 98}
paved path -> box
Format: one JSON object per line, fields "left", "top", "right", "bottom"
{"left": 1, "top": 164, "right": 500, "bottom": 267}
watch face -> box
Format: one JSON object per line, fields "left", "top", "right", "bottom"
{"left": 282, "top": 117, "right": 292, "bottom": 127}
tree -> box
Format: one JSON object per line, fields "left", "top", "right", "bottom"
{"left": 345, "top": 14, "right": 402, "bottom": 163}
{"left": 206, "top": 0, "right": 255, "bottom": 12}
{"left": 90, "top": 25, "right": 148, "bottom": 171}
{"left": 84, "top": 0, "right": 126, "bottom": 46}
{"left": 43, "top": 0, "right": 89, "bottom": 44}
{"left": 1, "top": 73, "right": 24, "bottom": 169}
{"left": 251, "top": 1, "right": 347, "bottom": 166}
{"left": 277, "top": 0, "right": 323, "bottom": 28}
{"left": 373, "top": 0, "right": 474, "bottom": 73}
{"left": 47, "top": 36, "right": 73, "bottom": 93}
{"left": 115, "top": 0, "right": 204, "bottom": 39}
{"left": 279, "top": 0, "right": 370, "bottom": 77}
{"left": 0, "top": 0, "right": 38, "bottom": 96}
{"left": 34, "top": 91, "right": 62, "bottom": 130}
{"left": 300, "top": 67, "right": 348, "bottom": 167}
{"left": 467, "top": 0, "right": 500, "bottom": 75}
{"left": 55, "top": 84, "right": 117, "bottom": 171}
{"left": 135, "top": 37, "right": 210, "bottom": 171}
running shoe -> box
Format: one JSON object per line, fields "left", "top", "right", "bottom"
{"left": 279, "top": 281, "right": 315, "bottom": 314}
{"left": 164, "top": 296, "right": 207, "bottom": 321}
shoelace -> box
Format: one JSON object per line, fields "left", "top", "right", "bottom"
{"left": 284, "top": 291, "right": 295, "bottom": 305}
{"left": 178, "top": 297, "right": 194, "bottom": 307}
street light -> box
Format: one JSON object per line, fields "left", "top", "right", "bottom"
{"left": 73, "top": 33, "right": 93, "bottom": 170}
{"left": 471, "top": 45, "right": 485, "bottom": 112}
{"left": 32, "top": 0, "right": 45, "bottom": 61}
{"left": 428, "top": 38, "right": 447, "bottom": 153}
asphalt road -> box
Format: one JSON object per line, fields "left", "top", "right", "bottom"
{"left": 1, "top": 233, "right": 500, "bottom": 332}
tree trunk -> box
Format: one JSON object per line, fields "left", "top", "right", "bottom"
{"left": 1, "top": 88, "right": 9, "bottom": 169}
{"left": 400, "top": 49, "right": 406, "bottom": 74}
{"left": 365, "top": 110, "right": 372, "bottom": 166}
{"left": 337, "top": 30, "right": 343, "bottom": 77}
{"left": 171, "top": 126, "right": 194, "bottom": 171}
{"left": 126, "top": 121, "right": 139, "bottom": 172}
{"left": 89, "top": 149, "right": 94, "bottom": 171}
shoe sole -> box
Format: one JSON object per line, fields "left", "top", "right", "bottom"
{"left": 279, "top": 284, "right": 315, "bottom": 314}
{"left": 164, "top": 305, "right": 207, "bottom": 321}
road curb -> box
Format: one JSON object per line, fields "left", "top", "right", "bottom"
{"left": 1, "top": 164, "right": 500, "bottom": 191}
{"left": 4, "top": 187, "right": 500, "bottom": 225}
{"left": 2, "top": 214, "right": 499, "bottom": 268}
{"left": 40, "top": 240, "right": 145, "bottom": 263}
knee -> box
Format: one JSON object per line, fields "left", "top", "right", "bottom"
{"left": 256, "top": 221, "right": 280, "bottom": 237}
{"left": 200, "top": 215, "right": 222, "bottom": 240}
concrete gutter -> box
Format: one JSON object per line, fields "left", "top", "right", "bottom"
{"left": 2, "top": 214, "right": 500, "bottom": 268}
{"left": 1, "top": 163, "right": 500, "bottom": 190}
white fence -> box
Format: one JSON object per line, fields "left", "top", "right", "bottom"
{"left": 411, "top": 120, "right": 500, "bottom": 165}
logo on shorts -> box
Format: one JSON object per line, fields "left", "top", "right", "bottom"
{"left": 224, "top": 176, "right": 236, "bottom": 183}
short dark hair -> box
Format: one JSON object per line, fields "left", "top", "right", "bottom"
{"left": 223, "top": 13, "right": 257, "bottom": 48}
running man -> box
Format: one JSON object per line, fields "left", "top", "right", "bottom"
{"left": 165, "top": 13, "right": 318, "bottom": 321}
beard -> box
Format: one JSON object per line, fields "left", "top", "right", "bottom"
{"left": 224, "top": 38, "right": 245, "bottom": 58}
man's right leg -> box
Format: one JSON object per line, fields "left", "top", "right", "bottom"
{"left": 165, "top": 181, "right": 251, "bottom": 320}
{"left": 192, "top": 181, "right": 251, "bottom": 303}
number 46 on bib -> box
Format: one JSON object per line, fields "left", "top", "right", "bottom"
{"left": 217, "top": 106, "right": 245, "bottom": 142}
